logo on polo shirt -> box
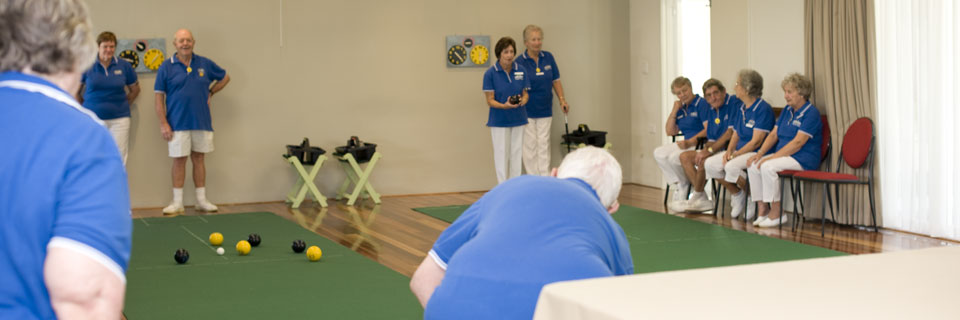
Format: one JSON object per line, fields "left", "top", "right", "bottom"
{"left": 114, "top": 69, "right": 122, "bottom": 75}
{"left": 690, "top": 111, "right": 698, "bottom": 117}
{"left": 514, "top": 72, "right": 524, "bottom": 81}
{"left": 792, "top": 120, "right": 802, "bottom": 126}
{"left": 544, "top": 65, "right": 552, "bottom": 71}
{"left": 198, "top": 68, "right": 205, "bottom": 77}
{"left": 746, "top": 119, "right": 755, "bottom": 128}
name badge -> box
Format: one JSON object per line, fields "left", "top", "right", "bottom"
{"left": 114, "top": 69, "right": 123, "bottom": 75}
{"left": 536, "top": 72, "right": 545, "bottom": 76}
{"left": 746, "top": 120, "right": 755, "bottom": 128}
{"left": 690, "top": 112, "right": 698, "bottom": 117}
{"left": 514, "top": 72, "right": 524, "bottom": 81}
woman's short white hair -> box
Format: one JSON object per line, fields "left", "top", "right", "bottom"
{"left": 556, "top": 147, "right": 623, "bottom": 208}
{"left": 0, "top": 0, "right": 97, "bottom": 74}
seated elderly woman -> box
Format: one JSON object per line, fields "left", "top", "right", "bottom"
{"left": 746, "top": 73, "right": 823, "bottom": 228}
{"left": 703, "top": 69, "right": 775, "bottom": 220}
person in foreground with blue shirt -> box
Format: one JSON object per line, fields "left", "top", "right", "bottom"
{"left": 155, "top": 28, "right": 230, "bottom": 215}
{"left": 410, "top": 146, "right": 633, "bottom": 320}
{"left": 483, "top": 36, "right": 530, "bottom": 184}
{"left": 78, "top": 31, "right": 140, "bottom": 165}
{"left": 746, "top": 73, "right": 823, "bottom": 227}
{"left": 0, "top": 0, "right": 132, "bottom": 318}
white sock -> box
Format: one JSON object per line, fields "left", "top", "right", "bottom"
{"left": 691, "top": 191, "right": 705, "bottom": 200}
{"left": 172, "top": 188, "right": 183, "bottom": 204}
{"left": 196, "top": 187, "right": 207, "bottom": 203}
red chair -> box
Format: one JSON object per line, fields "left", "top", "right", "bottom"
{"left": 793, "top": 117, "right": 877, "bottom": 236}
{"left": 777, "top": 115, "right": 831, "bottom": 231}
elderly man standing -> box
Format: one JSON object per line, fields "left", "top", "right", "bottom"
{"left": 155, "top": 29, "right": 230, "bottom": 215}
{"left": 410, "top": 147, "right": 633, "bottom": 320}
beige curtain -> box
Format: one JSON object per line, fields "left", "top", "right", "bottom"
{"left": 801, "top": 0, "right": 881, "bottom": 228}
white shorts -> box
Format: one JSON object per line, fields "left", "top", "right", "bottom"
{"left": 168, "top": 130, "right": 214, "bottom": 157}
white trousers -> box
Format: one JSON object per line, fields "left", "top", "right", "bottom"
{"left": 491, "top": 126, "right": 524, "bottom": 184}
{"left": 523, "top": 117, "right": 552, "bottom": 176}
{"left": 704, "top": 152, "right": 756, "bottom": 184}
{"left": 653, "top": 142, "right": 693, "bottom": 185}
{"left": 103, "top": 117, "right": 130, "bottom": 166}
{"left": 747, "top": 155, "right": 802, "bottom": 203}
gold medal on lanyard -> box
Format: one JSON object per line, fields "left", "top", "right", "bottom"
{"left": 715, "top": 118, "right": 721, "bottom": 124}
{"left": 186, "top": 66, "right": 192, "bottom": 73}
{"left": 536, "top": 67, "right": 541, "bottom": 73}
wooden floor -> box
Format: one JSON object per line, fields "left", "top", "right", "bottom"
{"left": 132, "top": 184, "right": 958, "bottom": 277}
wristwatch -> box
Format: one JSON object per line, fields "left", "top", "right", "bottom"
{"left": 707, "top": 147, "right": 714, "bottom": 153}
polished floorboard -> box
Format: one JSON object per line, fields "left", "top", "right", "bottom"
{"left": 132, "top": 184, "right": 958, "bottom": 277}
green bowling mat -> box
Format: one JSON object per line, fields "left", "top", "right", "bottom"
{"left": 124, "top": 212, "right": 421, "bottom": 319}
{"left": 412, "top": 205, "right": 846, "bottom": 273}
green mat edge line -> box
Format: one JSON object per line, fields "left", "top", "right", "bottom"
{"left": 411, "top": 204, "right": 847, "bottom": 256}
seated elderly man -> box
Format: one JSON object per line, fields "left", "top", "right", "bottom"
{"left": 410, "top": 146, "right": 633, "bottom": 320}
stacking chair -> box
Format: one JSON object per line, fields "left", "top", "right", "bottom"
{"left": 794, "top": 117, "right": 877, "bottom": 236}
{"left": 777, "top": 115, "right": 831, "bottom": 231}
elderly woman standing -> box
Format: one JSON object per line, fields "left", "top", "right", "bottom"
{"left": 78, "top": 31, "right": 140, "bottom": 165}
{"left": 517, "top": 25, "right": 569, "bottom": 176}
{"left": 0, "top": 0, "right": 131, "bottom": 319}
{"left": 703, "top": 69, "right": 775, "bottom": 220}
{"left": 746, "top": 73, "right": 823, "bottom": 227}
{"left": 483, "top": 37, "right": 530, "bottom": 184}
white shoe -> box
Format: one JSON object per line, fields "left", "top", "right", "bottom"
{"left": 196, "top": 200, "right": 219, "bottom": 212}
{"left": 668, "top": 199, "right": 689, "bottom": 213}
{"left": 753, "top": 216, "right": 768, "bottom": 226}
{"left": 759, "top": 215, "right": 789, "bottom": 228}
{"left": 730, "top": 191, "right": 746, "bottom": 218}
{"left": 745, "top": 197, "right": 757, "bottom": 220}
{"left": 685, "top": 198, "right": 714, "bottom": 213}
{"left": 162, "top": 202, "right": 184, "bottom": 215}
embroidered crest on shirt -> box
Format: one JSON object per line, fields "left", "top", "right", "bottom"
{"left": 198, "top": 68, "right": 205, "bottom": 77}
{"left": 514, "top": 72, "right": 524, "bottom": 81}
{"left": 544, "top": 65, "right": 552, "bottom": 71}
{"left": 113, "top": 69, "right": 122, "bottom": 75}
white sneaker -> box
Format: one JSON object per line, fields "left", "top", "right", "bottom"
{"left": 753, "top": 216, "right": 768, "bottom": 226}
{"left": 196, "top": 200, "right": 219, "bottom": 212}
{"left": 745, "top": 197, "right": 757, "bottom": 220}
{"left": 759, "top": 215, "right": 789, "bottom": 228}
{"left": 162, "top": 202, "right": 184, "bottom": 215}
{"left": 668, "top": 199, "right": 689, "bottom": 213}
{"left": 685, "top": 198, "right": 714, "bottom": 213}
{"left": 730, "top": 191, "right": 746, "bottom": 218}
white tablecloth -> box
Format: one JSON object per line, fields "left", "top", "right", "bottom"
{"left": 534, "top": 246, "right": 960, "bottom": 320}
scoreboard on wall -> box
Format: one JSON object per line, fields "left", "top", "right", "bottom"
{"left": 445, "top": 35, "right": 490, "bottom": 68}
{"left": 116, "top": 38, "right": 167, "bottom": 73}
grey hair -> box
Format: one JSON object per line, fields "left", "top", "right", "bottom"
{"left": 0, "top": 0, "right": 97, "bottom": 74}
{"left": 556, "top": 147, "right": 623, "bottom": 208}
{"left": 781, "top": 72, "right": 813, "bottom": 100}
{"left": 737, "top": 69, "right": 764, "bottom": 98}
{"left": 522, "top": 24, "right": 543, "bottom": 42}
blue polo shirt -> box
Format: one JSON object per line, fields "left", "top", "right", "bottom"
{"left": 775, "top": 102, "right": 822, "bottom": 170}
{"left": 516, "top": 50, "right": 560, "bottom": 118}
{"left": 154, "top": 53, "right": 226, "bottom": 131}
{"left": 0, "top": 72, "right": 132, "bottom": 319}
{"left": 425, "top": 175, "right": 633, "bottom": 320}
{"left": 676, "top": 95, "right": 710, "bottom": 140}
{"left": 701, "top": 94, "right": 742, "bottom": 141}
{"left": 482, "top": 61, "right": 530, "bottom": 127}
{"left": 730, "top": 98, "right": 775, "bottom": 151}
{"left": 81, "top": 56, "right": 138, "bottom": 120}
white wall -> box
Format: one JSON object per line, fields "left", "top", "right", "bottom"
{"left": 713, "top": 0, "right": 804, "bottom": 108}
{"left": 85, "top": 0, "right": 632, "bottom": 207}
{"left": 629, "top": 0, "right": 664, "bottom": 187}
